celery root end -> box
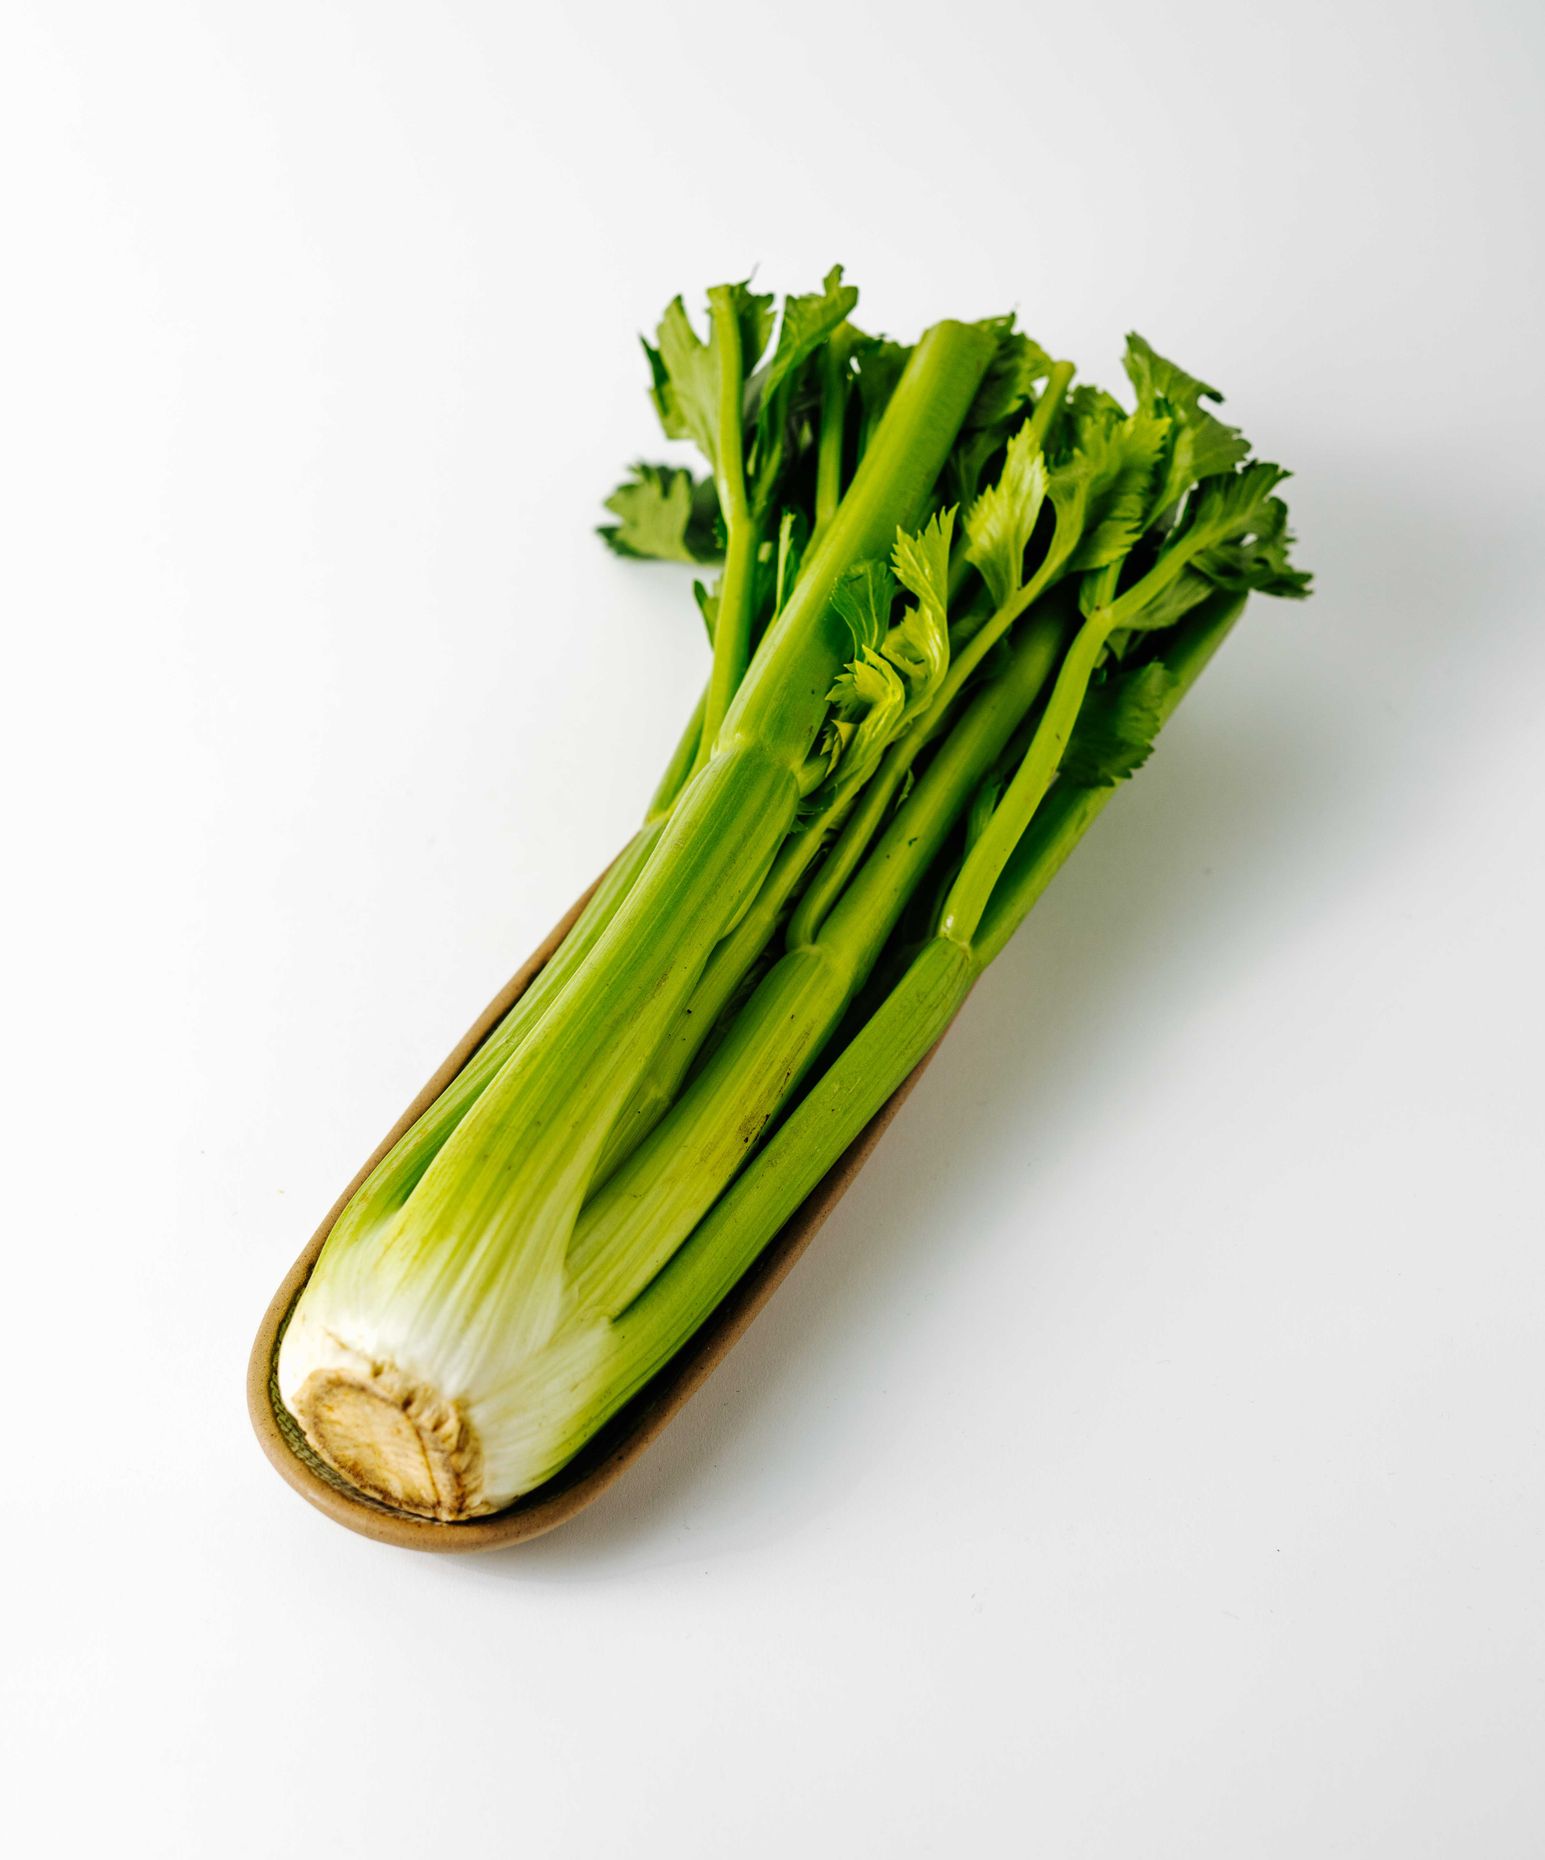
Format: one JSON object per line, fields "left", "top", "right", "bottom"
{"left": 292, "top": 1361, "right": 488, "bottom": 1522}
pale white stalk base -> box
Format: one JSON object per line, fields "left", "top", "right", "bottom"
{"left": 278, "top": 1287, "right": 619, "bottom": 1519}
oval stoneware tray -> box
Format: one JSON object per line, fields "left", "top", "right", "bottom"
{"left": 248, "top": 869, "right": 954, "bottom": 1551}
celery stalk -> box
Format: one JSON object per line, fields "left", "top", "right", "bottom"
{"left": 565, "top": 612, "right": 1067, "bottom": 1317}
{"left": 277, "top": 319, "right": 996, "bottom": 1515}
{"left": 586, "top": 594, "right": 1249, "bottom": 1424}
{"left": 269, "top": 281, "right": 1307, "bottom": 1523}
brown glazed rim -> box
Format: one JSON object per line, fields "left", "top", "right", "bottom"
{"left": 247, "top": 868, "right": 955, "bottom": 1551}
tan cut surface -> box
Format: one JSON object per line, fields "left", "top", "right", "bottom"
{"left": 291, "top": 1364, "right": 487, "bottom": 1521}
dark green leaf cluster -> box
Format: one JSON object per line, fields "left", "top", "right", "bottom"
{"left": 1178, "top": 461, "right": 1312, "bottom": 599}
{"left": 1061, "top": 661, "right": 1180, "bottom": 788}
{"left": 601, "top": 273, "right": 1309, "bottom": 804}
{"left": 599, "top": 464, "right": 722, "bottom": 563}
{"left": 814, "top": 511, "right": 955, "bottom": 812}
{"left": 944, "top": 319, "right": 1055, "bottom": 508}
{"left": 1122, "top": 332, "right": 1250, "bottom": 522}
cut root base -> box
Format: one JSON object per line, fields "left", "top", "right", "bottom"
{"left": 291, "top": 1359, "right": 488, "bottom": 1521}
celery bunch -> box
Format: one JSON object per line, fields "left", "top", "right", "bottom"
{"left": 276, "top": 275, "right": 1308, "bottom": 1520}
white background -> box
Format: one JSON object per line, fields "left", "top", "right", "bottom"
{"left": 3, "top": 3, "right": 1542, "bottom": 1854}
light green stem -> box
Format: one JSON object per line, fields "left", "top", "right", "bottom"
{"left": 939, "top": 610, "right": 1111, "bottom": 944}
{"left": 786, "top": 360, "right": 1078, "bottom": 948}
{"left": 303, "top": 323, "right": 997, "bottom": 1377}
{"left": 723, "top": 321, "right": 997, "bottom": 765}
{"left": 567, "top": 614, "right": 1064, "bottom": 1316}
{"left": 602, "top": 935, "right": 975, "bottom": 1396}
{"left": 587, "top": 593, "right": 1248, "bottom": 1418}
{"left": 591, "top": 805, "right": 839, "bottom": 1184}
{"left": 814, "top": 332, "right": 850, "bottom": 534}
{"left": 696, "top": 293, "right": 758, "bottom": 766}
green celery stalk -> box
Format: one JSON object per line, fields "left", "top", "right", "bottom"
{"left": 315, "top": 686, "right": 709, "bottom": 1250}
{"left": 589, "top": 593, "right": 1249, "bottom": 1417}
{"left": 276, "top": 320, "right": 996, "bottom": 1513}
{"left": 787, "top": 359, "right": 1078, "bottom": 944}
{"left": 589, "top": 802, "right": 840, "bottom": 1184}
{"left": 565, "top": 610, "right": 1067, "bottom": 1318}
{"left": 270, "top": 292, "right": 1309, "bottom": 1525}
{"left": 693, "top": 288, "right": 760, "bottom": 768}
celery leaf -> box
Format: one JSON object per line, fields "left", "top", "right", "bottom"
{"left": 830, "top": 561, "right": 898, "bottom": 653}
{"left": 1061, "top": 662, "right": 1180, "bottom": 787}
{"left": 1124, "top": 333, "right": 1250, "bottom": 519}
{"left": 887, "top": 508, "right": 954, "bottom": 698}
{"left": 759, "top": 266, "right": 860, "bottom": 404}
{"left": 599, "top": 464, "right": 722, "bottom": 562}
{"left": 965, "top": 421, "right": 1049, "bottom": 608}
{"left": 1182, "top": 462, "right": 1312, "bottom": 599}
{"left": 966, "top": 320, "right": 1054, "bottom": 431}
{"left": 1070, "top": 412, "right": 1171, "bottom": 571}
{"left": 647, "top": 282, "right": 774, "bottom": 469}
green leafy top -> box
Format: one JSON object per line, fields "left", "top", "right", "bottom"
{"left": 886, "top": 507, "right": 953, "bottom": 697}
{"left": 828, "top": 560, "right": 897, "bottom": 653}
{"left": 599, "top": 464, "right": 722, "bottom": 563}
{"left": 1140, "top": 461, "right": 1311, "bottom": 612}
{"left": 1123, "top": 332, "right": 1249, "bottom": 522}
{"left": 820, "top": 649, "right": 908, "bottom": 807}
{"left": 1060, "top": 661, "right": 1179, "bottom": 787}
{"left": 755, "top": 266, "right": 860, "bottom": 408}
{"left": 851, "top": 335, "right": 915, "bottom": 444}
{"left": 1033, "top": 339, "right": 1308, "bottom": 632}
{"left": 602, "top": 276, "right": 1309, "bottom": 813}
{"left": 602, "top": 270, "right": 863, "bottom": 585}
{"left": 1075, "top": 461, "right": 1307, "bottom": 650}
{"left": 645, "top": 282, "right": 774, "bottom": 471}
{"left": 1182, "top": 462, "right": 1310, "bottom": 598}
{"left": 1067, "top": 411, "right": 1170, "bottom": 574}
{"left": 964, "top": 420, "right": 1049, "bottom": 608}
{"left": 943, "top": 318, "right": 1058, "bottom": 510}
{"left": 1055, "top": 384, "right": 1126, "bottom": 450}
{"left": 1042, "top": 404, "right": 1168, "bottom": 588}
{"left": 812, "top": 511, "right": 956, "bottom": 811}
{"left": 965, "top": 320, "right": 1054, "bottom": 432}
